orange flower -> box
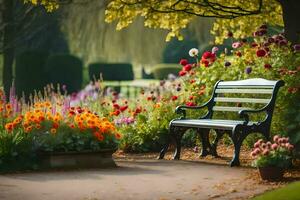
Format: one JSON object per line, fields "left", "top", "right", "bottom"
{"left": 69, "top": 123, "right": 75, "bottom": 129}
{"left": 50, "top": 128, "right": 57, "bottom": 134}
{"left": 25, "top": 126, "right": 33, "bottom": 133}
{"left": 5, "top": 123, "right": 13, "bottom": 132}
{"left": 5, "top": 103, "right": 12, "bottom": 111}
{"left": 115, "top": 132, "right": 122, "bottom": 140}
{"left": 35, "top": 124, "right": 42, "bottom": 129}
{"left": 94, "top": 132, "right": 104, "bottom": 141}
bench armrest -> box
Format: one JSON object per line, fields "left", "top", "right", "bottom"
{"left": 238, "top": 107, "right": 266, "bottom": 123}
{"left": 175, "top": 102, "right": 210, "bottom": 119}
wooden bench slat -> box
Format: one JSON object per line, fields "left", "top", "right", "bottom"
{"left": 212, "top": 106, "right": 252, "bottom": 112}
{"left": 214, "top": 97, "right": 270, "bottom": 104}
{"left": 215, "top": 88, "right": 273, "bottom": 94}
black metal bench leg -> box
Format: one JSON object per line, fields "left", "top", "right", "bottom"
{"left": 158, "top": 126, "right": 175, "bottom": 159}
{"left": 211, "top": 130, "right": 224, "bottom": 158}
{"left": 199, "top": 129, "right": 210, "bottom": 157}
{"left": 173, "top": 129, "right": 184, "bottom": 160}
{"left": 230, "top": 129, "right": 246, "bottom": 167}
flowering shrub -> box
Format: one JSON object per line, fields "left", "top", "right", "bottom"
{"left": 251, "top": 135, "right": 294, "bottom": 168}
{"left": 0, "top": 87, "right": 120, "bottom": 170}
{"left": 176, "top": 25, "right": 300, "bottom": 147}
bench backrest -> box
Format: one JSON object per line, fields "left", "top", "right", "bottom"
{"left": 206, "top": 78, "right": 284, "bottom": 123}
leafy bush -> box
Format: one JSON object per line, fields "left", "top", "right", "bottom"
{"left": 88, "top": 63, "right": 134, "bottom": 81}
{"left": 251, "top": 136, "right": 293, "bottom": 168}
{"left": 152, "top": 64, "right": 181, "bottom": 80}
{"left": 44, "top": 54, "right": 83, "bottom": 94}
{"left": 15, "top": 50, "right": 49, "bottom": 99}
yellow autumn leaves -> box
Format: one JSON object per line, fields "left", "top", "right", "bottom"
{"left": 25, "top": 0, "right": 283, "bottom": 43}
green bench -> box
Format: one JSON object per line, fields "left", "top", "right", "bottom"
{"left": 158, "top": 78, "right": 284, "bottom": 166}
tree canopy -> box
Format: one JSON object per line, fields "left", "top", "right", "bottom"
{"left": 25, "top": 0, "right": 284, "bottom": 43}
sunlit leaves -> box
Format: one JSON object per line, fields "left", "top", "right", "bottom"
{"left": 104, "top": 0, "right": 283, "bottom": 42}
{"left": 24, "top": 0, "right": 59, "bottom": 12}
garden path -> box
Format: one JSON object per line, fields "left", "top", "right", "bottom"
{"left": 0, "top": 157, "right": 286, "bottom": 200}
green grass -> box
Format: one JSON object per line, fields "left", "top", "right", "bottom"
{"left": 253, "top": 181, "right": 300, "bottom": 200}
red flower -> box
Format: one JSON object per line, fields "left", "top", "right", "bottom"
{"left": 201, "top": 59, "right": 209, "bottom": 67}
{"left": 189, "top": 96, "right": 195, "bottom": 100}
{"left": 186, "top": 102, "right": 196, "bottom": 107}
{"left": 179, "top": 70, "right": 187, "bottom": 76}
{"left": 113, "top": 110, "right": 120, "bottom": 116}
{"left": 202, "top": 51, "right": 213, "bottom": 59}
{"left": 251, "top": 42, "right": 258, "bottom": 48}
{"left": 179, "top": 59, "right": 188, "bottom": 66}
{"left": 264, "top": 63, "right": 272, "bottom": 69}
{"left": 236, "top": 51, "right": 242, "bottom": 57}
{"left": 171, "top": 96, "right": 178, "bottom": 101}
{"left": 256, "top": 49, "right": 266, "bottom": 57}
{"left": 190, "top": 79, "right": 195, "bottom": 84}
{"left": 147, "top": 96, "right": 153, "bottom": 101}
{"left": 113, "top": 103, "right": 120, "bottom": 110}
{"left": 183, "top": 64, "right": 192, "bottom": 71}
{"left": 120, "top": 105, "right": 128, "bottom": 112}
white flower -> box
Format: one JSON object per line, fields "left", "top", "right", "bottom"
{"left": 212, "top": 47, "right": 219, "bottom": 54}
{"left": 232, "top": 42, "right": 242, "bottom": 49}
{"left": 189, "top": 48, "right": 199, "bottom": 57}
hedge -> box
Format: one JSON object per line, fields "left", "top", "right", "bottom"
{"left": 15, "top": 50, "right": 49, "bottom": 99}
{"left": 152, "top": 64, "right": 181, "bottom": 80}
{"left": 44, "top": 54, "right": 83, "bottom": 94}
{"left": 88, "top": 63, "right": 134, "bottom": 81}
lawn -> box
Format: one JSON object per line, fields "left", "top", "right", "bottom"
{"left": 253, "top": 181, "right": 300, "bottom": 200}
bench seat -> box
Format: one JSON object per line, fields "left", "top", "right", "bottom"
{"left": 171, "top": 119, "right": 256, "bottom": 130}
{"left": 158, "top": 78, "right": 285, "bottom": 166}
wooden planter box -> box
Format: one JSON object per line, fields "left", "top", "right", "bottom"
{"left": 38, "top": 149, "right": 117, "bottom": 169}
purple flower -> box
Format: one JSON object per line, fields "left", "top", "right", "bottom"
{"left": 293, "top": 44, "right": 300, "bottom": 52}
{"left": 245, "top": 67, "right": 252, "bottom": 74}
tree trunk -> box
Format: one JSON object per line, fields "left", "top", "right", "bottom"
{"left": 280, "top": 0, "right": 300, "bottom": 44}
{"left": 2, "top": 0, "right": 15, "bottom": 100}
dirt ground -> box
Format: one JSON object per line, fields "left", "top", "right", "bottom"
{"left": 0, "top": 145, "right": 299, "bottom": 200}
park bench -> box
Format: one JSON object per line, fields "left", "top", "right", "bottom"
{"left": 158, "top": 78, "right": 284, "bottom": 166}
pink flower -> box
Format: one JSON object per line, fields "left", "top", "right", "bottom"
{"left": 273, "top": 135, "right": 280, "bottom": 143}
{"left": 258, "top": 139, "right": 264, "bottom": 144}
{"left": 254, "top": 142, "right": 260, "bottom": 148}
{"left": 261, "top": 143, "right": 267, "bottom": 149}
{"left": 262, "top": 149, "right": 270, "bottom": 156}
{"left": 250, "top": 151, "right": 257, "bottom": 157}
{"left": 288, "top": 144, "right": 294, "bottom": 151}
{"left": 212, "top": 47, "right": 219, "bottom": 54}
{"left": 271, "top": 143, "right": 278, "bottom": 150}
{"left": 254, "top": 148, "right": 261, "bottom": 154}
{"left": 232, "top": 42, "right": 242, "bottom": 49}
{"left": 266, "top": 141, "right": 272, "bottom": 147}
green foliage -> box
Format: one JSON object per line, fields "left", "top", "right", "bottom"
{"left": 152, "top": 64, "right": 181, "bottom": 80}
{"left": 44, "top": 54, "right": 83, "bottom": 94}
{"left": 253, "top": 148, "right": 292, "bottom": 168}
{"left": 15, "top": 50, "right": 49, "bottom": 99}
{"left": 0, "top": 129, "right": 35, "bottom": 171}
{"left": 253, "top": 181, "right": 300, "bottom": 200}
{"left": 88, "top": 63, "right": 134, "bottom": 81}
{"left": 33, "top": 124, "right": 118, "bottom": 153}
